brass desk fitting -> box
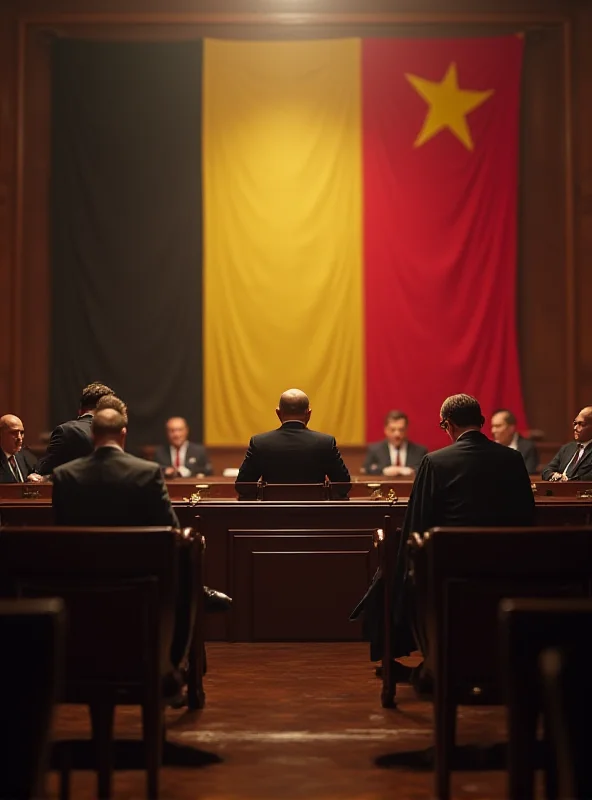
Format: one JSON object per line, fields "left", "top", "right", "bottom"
{"left": 367, "top": 483, "right": 398, "bottom": 502}
{"left": 183, "top": 484, "right": 211, "bottom": 506}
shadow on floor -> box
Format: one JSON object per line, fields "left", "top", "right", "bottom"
{"left": 50, "top": 738, "right": 222, "bottom": 770}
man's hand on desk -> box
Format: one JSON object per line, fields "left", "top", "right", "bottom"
{"left": 548, "top": 472, "right": 566, "bottom": 482}
{"left": 164, "top": 466, "right": 177, "bottom": 478}
{"left": 27, "top": 473, "right": 45, "bottom": 483}
{"left": 382, "top": 465, "right": 414, "bottom": 478}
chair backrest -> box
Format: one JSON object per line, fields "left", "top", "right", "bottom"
{"left": 0, "top": 527, "right": 179, "bottom": 700}
{"left": 412, "top": 527, "right": 592, "bottom": 702}
{"left": 540, "top": 642, "right": 592, "bottom": 800}
{"left": 258, "top": 483, "right": 328, "bottom": 501}
{"left": 0, "top": 598, "right": 65, "bottom": 799}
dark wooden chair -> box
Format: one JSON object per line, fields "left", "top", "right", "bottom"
{"left": 0, "top": 598, "right": 65, "bottom": 800}
{"left": 257, "top": 483, "right": 328, "bottom": 501}
{"left": 408, "top": 526, "right": 592, "bottom": 800}
{"left": 0, "top": 526, "right": 205, "bottom": 800}
{"left": 499, "top": 598, "right": 592, "bottom": 800}
{"left": 540, "top": 641, "right": 592, "bottom": 800}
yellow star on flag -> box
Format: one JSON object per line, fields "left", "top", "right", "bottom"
{"left": 405, "top": 62, "right": 494, "bottom": 151}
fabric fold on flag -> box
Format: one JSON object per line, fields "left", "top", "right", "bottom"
{"left": 202, "top": 38, "right": 365, "bottom": 445}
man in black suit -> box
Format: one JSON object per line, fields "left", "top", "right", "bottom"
{"left": 491, "top": 408, "right": 539, "bottom": 474}
{"left": 28, "top": 382, "right": 115, "bottom": 481}
{"left": 541, "top": 406, "right": 592, "bottom": 481}
{"left": 52, "top": 407, "right": 230, "bottom": 683}
{"left": 154, "top": 417, "right": 213, "bottom": 478}
{"left": 363, "top": 410, "right": 428, "bottom": 476}
{"left": 354, "top": 394, "right": 535, "bottom": 682}
{"left": 0, "top": 415, "right": 37, "bottom": 482}
{"left": 235, "top": 388, "right": 351, "bottom": 499}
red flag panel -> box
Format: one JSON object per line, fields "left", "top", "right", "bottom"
{"left": 362, "top": 36, "right": 526, "bottom": 451}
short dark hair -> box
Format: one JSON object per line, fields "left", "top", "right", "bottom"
{"left": 384, "top": 410, "right": 408, "bottom": 426}
{"left": 79, "top": 382, "right": 115, "bottom": 411}
{"left": 96, "top": 394, "right": 128, "bottom": 425}
{"left": 440, "top": 394, "right": 485, "bottom": 428}
{"left": 492, "top": 408, "right": 516, "bottom": 426}
{"left": 92, "top": 408, "right": 126, "bottom": 438}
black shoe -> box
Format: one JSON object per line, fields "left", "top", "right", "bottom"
{"left": 204, "top": 586, "right": 232, "bottom": 613}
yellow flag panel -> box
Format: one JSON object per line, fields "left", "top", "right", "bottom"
{"left": 203, "top": 38, "right": 364, "bottom": 445}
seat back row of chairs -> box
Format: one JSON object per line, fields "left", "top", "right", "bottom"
{"left": 377, "top": 523, "right": 592, "bottom": 800}
{"left": 0, "top": 525, "right": 205, "bottom": 800}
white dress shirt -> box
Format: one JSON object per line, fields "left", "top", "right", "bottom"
{"left": 388, "top": 441, "right": 408, "bottom": 467}
{"left": 169, "top": 442, "right": 191, "bottom": 478}
{"left": 508, "top": 433, "right": 519, "bottom": 450}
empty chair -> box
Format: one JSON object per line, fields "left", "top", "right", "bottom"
{"left": 0, "top": 597, "right": 65, "bottom": 800}
{"left": 408, "top": 526, "right": 592, "bottom": 800}
{"left": 499, "top": 598, "right": 592, "bottom": 800}
{"left": 0, "top": 526, "right": 204, "bottom": 800}
{"left": 541, "top": 641, "right": 592, "bottom": 799}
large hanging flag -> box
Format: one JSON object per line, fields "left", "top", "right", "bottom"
{"left": 51, "top": 35, "right": 525, "bottom": 451}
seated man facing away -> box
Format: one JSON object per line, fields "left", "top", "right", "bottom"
{"left": 235, "top": 388, "right": 351, "bottom": 499}
{"left": 354, "top": 394, "right": 536, "bottom": 684}
{"left": 363, "top": 409, "right": 428, "bottom": 477}
{"left": 490, "top": 408, "right": 539, "bottom": 474}
{"left": 0, "top": 414, "right": 37, "bottom": 483}
{"left": 541, "top": 406, "right": 592, "bottom": 482}
{"left": 28, "top": 381, "right": 115, "bottom": 481}
{"left": 154, "top": 417, "right": 213, "bottom": 479}
{"left": 52, "top": 406, "right": 230, "bottom": 688}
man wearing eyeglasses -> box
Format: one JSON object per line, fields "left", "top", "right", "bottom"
{"left": 354, "top": 394, "right": 534, "bottom": 686}
{"left": 541, "top": 407, "right": 592, "bottom": 481}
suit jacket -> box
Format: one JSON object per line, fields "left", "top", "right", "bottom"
{"left": 516, "top": 435, "right": 539, "bottom": 474}
{"left": 362, "top": 439, "right": 428, "bottom": 475}
{"left": 35, "top": 415, "right": 94, "bottom": 476}
{"left": 353, "top": 431, "right": 535, "bottom": 661}
{"left": 0, "top": 448, "right": 38, "bottom": 483}
{"left": 154, "top": 442, "right": 213, "bottom": 477}
{"left": 235, "top": 421, "right": 351, "bottom": 498}
{"left": 541, "top": 441, "right": 592, "bottom": 481}
{"left": 53, "top": 446, "right": 180, "bottom": 528}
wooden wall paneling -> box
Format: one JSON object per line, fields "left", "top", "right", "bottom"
{"left": 0, "top": 11, "right": 17, "bottom": 415}
{"left": 20, "top": 28, "right": 51, "bottom": 438}
{"left": 517, "top": 26, "right": 569, "bottom": 441}
{"left": 573, "top": 5, "right": 592, "bottom": 409}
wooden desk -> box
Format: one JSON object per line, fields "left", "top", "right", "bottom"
{"left": 2, "top": 495, "right": 592, "bottom": 642}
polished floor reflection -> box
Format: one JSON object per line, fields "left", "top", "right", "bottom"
{"left": 47, "top": 642, "right": 520, "bottom": 799}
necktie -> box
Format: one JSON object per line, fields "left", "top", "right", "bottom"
{"left": 8, "top": 455, "right": 22, "bottom": 483}
{"left": 567, "top": 444, "right": 586, "bottom": 478}
{"left": 174, "top": 448, "right": 181, "bottom": 469}
{"left": 393, "top": 448, "right": 400, "bottom": 467}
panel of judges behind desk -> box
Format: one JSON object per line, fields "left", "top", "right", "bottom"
{"left": 2, "top": 479, "right": 592, "bottom": 642}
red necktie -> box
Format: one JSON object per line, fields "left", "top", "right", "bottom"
{"left": 393, "top": 448, "right": 400, "bottom": 467}
{"left": 174, "top": 448, "right": 181, "bottom": 469}
{"left": 8, "top": 455, "right": 22, "bottom": 482}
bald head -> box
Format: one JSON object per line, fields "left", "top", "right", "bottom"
{"left": 0, "top": 414, "right": 25, "bottom": 456}
{"left": 276, "top": 389, "right": 311, "bottom": 425}
{"left": 573, "top": 406, "right": 592, "bottom": 444}
{"left": 92, "top": 408, "right": 127, "bottom": 448}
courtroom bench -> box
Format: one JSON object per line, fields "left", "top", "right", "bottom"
{"left": 0, "top": 525, "right": 205, "bottom": 800}
{"left": 405, "top": 526, "right": 592, "bottom": 800}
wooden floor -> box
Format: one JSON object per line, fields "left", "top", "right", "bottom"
{"left": 46, "top": 643, "right": 529, "bottom": 800}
